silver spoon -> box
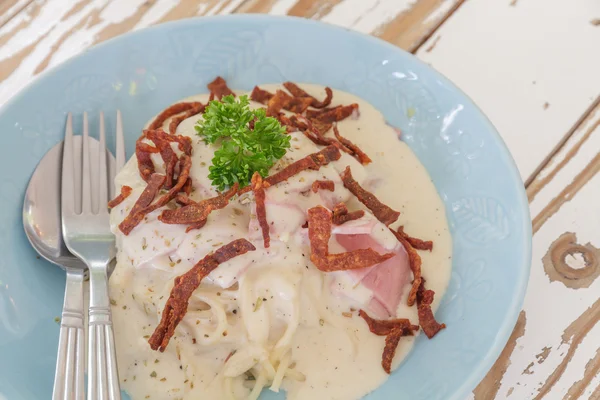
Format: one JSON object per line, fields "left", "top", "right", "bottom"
{"left": 23, "top": 136, "right": 115, "bottom": 400}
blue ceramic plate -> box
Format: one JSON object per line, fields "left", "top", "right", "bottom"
{"left": 0, "top": 15, "right": 531, "bottom": 400}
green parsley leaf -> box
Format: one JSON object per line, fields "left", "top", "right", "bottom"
{"left": 195, "top": 95, "right": 290, "bottom": 190}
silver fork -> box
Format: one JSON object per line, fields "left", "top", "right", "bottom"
{"left": 61, "top": 111, "right": 125, "bottom": 400}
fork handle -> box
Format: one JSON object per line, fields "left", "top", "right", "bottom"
{"left": 53, "top": 269, "right": 85, "bottom": 400}
{"left": 88, "top": 268, "right": 121, "bottom": 400}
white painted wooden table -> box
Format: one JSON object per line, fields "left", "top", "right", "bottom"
{"left": 1, "top": 1, "right": 598, "bottom": 398}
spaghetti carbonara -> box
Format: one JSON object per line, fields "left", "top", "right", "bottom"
{"left": 108, "top": 82, "right": 452, "bottom": 400}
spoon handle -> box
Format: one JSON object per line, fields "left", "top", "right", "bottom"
{"left": 53, "top": 269, "right": 85, "bottom": 400}
{"left": 88, "top": 267, "right": 121, "bottom": 400}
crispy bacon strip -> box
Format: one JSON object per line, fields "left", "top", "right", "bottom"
{"left": 145, "top": 129, "right": 178, "bottom": 189}
{"left": 149, "top": 239, "right": 256, "bottom": 351}
{"left": 137, "top": 142, "right": 160, "bottom": 153}
{"left": 175, "top": 135, "right": 192, "bottom": 156}
{"left": 299, "top": 126, "right": 335, "bottom": 147}
{"left": 108, "top": 186, "right": 133, "bottom": 209}
{"left": 340, "top": 166, "right": 400, "bottom": 226}
{"left": 145, "top": 155, "right": 192, "bottom": 212}
{"left": 288, "top": 96, "right": 314, "bottom": 114}
{"left": 239, "top": 145, "right": 341, "bottom": 195}
{"left": 395, "top": 226, "right": 433, "bottom": 251}
{"left": 182, "top": 177, "right": 192, "bottom": 195}
{"left": 266, "top": 90, "right": 289, "bottom": 116}
{"left": 310, "top": 119, "right": 333, "bottom": 136}
{"left": 159, "top": 183, "right": 239, "bottom": 227}
{"left": 175, "top": 193, "right": 195, "bottom": 206}
{"left": 135, "top": 138, "right": 157, "bottom": 181}
{"left": 266, "top": 90, "right": 312, "bottom": 116}
{"left": 250, "top": 86, "right": 273, "bottom": 104}
{"left": 389, "top": 229, "right": 422, "bottom": 306}
{"left": 119, "top": 174, "right": 166, "bottom": 235}
{"left": 119, "top": 156, "right": 192, "bottom": 235}
{"left": 332, "top": 202, "right": 365, "bottom": 225}
{"left": 358, "top": 310, "right": 418, "bottom": 374}
{"left": 358, "top": 310, "right": 418, "bottom": 336}
{"left": 382, "top": 327, "right": 403, "bottom": 374}
{"left": 169, "top": 103, "right": 205, "bottom": 135}
{"left": 276, "top": 113, "right": 296, "bottom": 133}
{"left": 283, "top": 82, "right": 333, "bottom": 108}
{"left": 135, "top": 129, "right": 192, "bottom": 183}
{"left": 185, "top": 219, "right": 208, "bottom": 233}
{"left": 292, "top": 113, "right": 333, "bottom": 135}
{"left": 308, "top": 206, "right": 394, "bottom": 272}
{"left": 311, "top": 179, "right": 335, "bottom": 193}
{"left": 207, "top": 76, "right": 234, "bottom": 100}
{"left": 253, "top": 87, "right": 312, "bottom": 115}
{"left": 251, "top": 172, "right": 270, "bottom": 248}
{"left": 333, "top": 125, "right": 372, "bottom": 165}
{"left": 306, "top": 104, "right": 359, "bottom": 123}
{"left": 149, "top": 102, "right": 203, "bottom": 130}
{"left": 290, "top": 115, "right": 342, "bottom": 150}
{"left": 417, "top": 280, "right": 446, "bottom": 339}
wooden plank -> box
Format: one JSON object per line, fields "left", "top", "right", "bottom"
{"left": 472, "top": 102, "right": 600, "bottom": 397}
{"left": 237, "top": 0, "right": 464, "bottom": 52}
{"left": 419, "top": 2, "right": 600, "bottom": 397}
{"left": 529, "top": 100, "right": 600, "bottom": 232}
{"left": 0, "top": 0, "right": 247, "bottom": 106}
{"left": 416, "top": 0, "right": 600, "bottom": 181}
{"left": 0, "top": 0, "right": 465, "bottom": 107}
{"left": 0, "top": 0, "right": 32, "bottom": 27}
{"left": 1, "top": 1, "right": 599, "bottom": 399}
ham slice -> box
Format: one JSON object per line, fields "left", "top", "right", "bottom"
{"left": 333, "top": 216, "right": 411, "bottom": 318}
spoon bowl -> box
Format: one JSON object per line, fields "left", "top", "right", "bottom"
{"left": 23, "top": 138, "right": 86, "bottom": 271}
{"left": 23, "top": 136, "right": 116, "bottom": 270}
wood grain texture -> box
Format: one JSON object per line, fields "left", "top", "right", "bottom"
{"left": 417, "top": 0, "right": 600, "bottom": 181}
{"left": 480, "top": 145, "right": 600, "bottom": 399}
{"left": 429, "top": 1, "right": 600, "bottom": 397}
{"left": 1, "top": 1, "right": 600, "bottom": 399}
{"left": 542, "top": 232, "right": 600, "bottom": 290}
{"left": 0, "top": 0, "right": 32, "bottom": 27}
{"left": 529, "top": 101, "right": 600, "bottom": 232}
{"left": 0, "top": 0, "right": 246, "bottom": 106}
{"left": 0, "top": 0, "right": 462, "bottom": 106}
{"left": 472, "top": 312, "right": 527, "bottom": 399}
{"left": 215, "top": 0, "right": 463, "bottom": 52}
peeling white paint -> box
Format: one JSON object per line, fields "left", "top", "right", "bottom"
{"left": 351, "top": 0, "right": 412, "bottom": 34}
{"left": 135, "top": 0, "right": 180, "bottom": 28}
{"left": 417, "top": 0, "right": 600, "bottom": 181}
{"left": 321, "top": 0, "right": 413, "bottom": 33}
{"left": 0, "top": 3, "right": 599, "bottom": 399}
{"left": 207, "top": 0, "right": 247, "bottom": 16}
{"left": 45, "top": 0, "right": 149, "bottom": 71}
{"left": 423, "top": 0, "right": 458, "bottom": 25}
{"left": 268, "top": 0, "right": 297, "bottom": 16}
{"left": 529, "top": 107, "right": 600, "bottom": 219}
{"left": 0, "top": 0, "right": 243, "bottom": 106}
{"left": 0, "top": 0, "right": 32, "bottom": 26}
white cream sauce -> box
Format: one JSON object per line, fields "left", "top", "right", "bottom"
{"left": 108, "top": 85, "right": 452, "bottom": 400}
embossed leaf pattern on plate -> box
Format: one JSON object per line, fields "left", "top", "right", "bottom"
{"left": 439, "top": 259, "right": 492, "bottom": 324}
{"left": 451, "top": 197, "right": 510, "bottom": 243}
{"left": 192, "top": 30, "right": 264, "bottom": 83}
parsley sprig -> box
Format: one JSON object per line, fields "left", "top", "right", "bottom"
{"left": 195, "top": 95, "right": 290, "bottom": 191}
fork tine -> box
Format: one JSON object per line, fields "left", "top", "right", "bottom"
{"left": 81, "top": 112, "right": 93, "bottom": 215}
{"left": 115, "top": 110, "right": 125, "bottom": 171}
{"left": 98, "top": 112, "right": 108, "bottom": 212}
{"left": 61, "top": 113, "right": 75, "bottom": 216}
